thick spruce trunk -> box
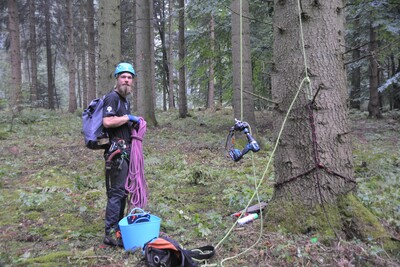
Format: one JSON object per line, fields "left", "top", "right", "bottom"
{"left": 98, "top": 0, "right": 121, "bottom": 95}
{"left": 8, "top": 0, "right": 22, "bottom": 111}
{"left": 87, "top": 0, "right": 96, "bottom": 101}
{"left": 67, "top": 0, "right": 77, "bottom": 113}
{"left": 136, "top": 0, "right": 158, "bottom": 126}
{"left": 178, "top": 0, "right": 188, "bottom": 118}
{"left": 271, "top": 0, "right": 354, "bottom": 205}
{"left": 268, "top": 1, "right": 396, "bottom": 251}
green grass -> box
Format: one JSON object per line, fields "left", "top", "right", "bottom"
{"left": 0, "top": 108, "right": 398, "bottom": 266}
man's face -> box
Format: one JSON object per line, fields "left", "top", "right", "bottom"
{"left": 116, "top": 72, "right": 134, "bottom": 97}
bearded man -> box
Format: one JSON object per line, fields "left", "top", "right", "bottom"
{"left": 101, "top": 62, "right": 140, "bottom": 247}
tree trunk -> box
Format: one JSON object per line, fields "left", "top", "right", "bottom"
{"left": 136, "top": 0, "right": 158, "bottom": 126}
{"left": 231, "top": 0, "right": 255, "bottom": 127}
{"left": 168, "top": 0, "right": 175, "bottom": 110}
{"left": 207, "top": 12, "right": 215, "bottom": 111}
{"left": 268, "top": 0, "right": 391, "bottom": 243}
{"left": 217, "top": 48, "right": 223, "bottom": 109}
{"left": 45, "top": 0, "right": 55, "bottom": 109}
{"left": 217, "top": 74, "right": 223, "bottom": 109}
{"left": 8, "top": 0, "right": 22, "bottom": 112}
{"left": 53, "top": 51, "right": 59, "bottom": 109}
{"left": 98, "top": 0, "right": 121, "bottom": 96}
{"left": 79, "top": 0, "right": 87, "bottom": 109}
{"left": 76, "top": 58, "right": 82, "bottom": 108}
{"left": 154, "top": 0, "right": 169, "bottom": 112}
{"left": 28, "top": 0, "right": 38, "bottom": 105}
{"left": 178, "top": 0, "right": 187, "bottom": 118}
{"left": 391, "top": 57, "right": 400, "bottom": 109}
{"left": 368, "top": 24, "right": 383, "bottom": 119}
{"left": 87, "top": 0, "right": 96, "bottom": 101}
{"left": 350, "top": 48, "right": 361, "bottom": 109}
{"left": 67, "top": 0, "right": 77, "bottom": 113}
{"left": 348, "top": 15, "right": 361, "bottom": 110}
{"left": 150, "top": 2, "right": 157, "bottom": 116}
{"left": 120, "top": 0, "right": 135, "bottom": 64}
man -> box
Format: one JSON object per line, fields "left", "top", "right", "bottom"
{"left": 102, "top": 62, "right": 140, "bottom": 247}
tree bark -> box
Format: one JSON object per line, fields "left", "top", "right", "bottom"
{"left": 28, "top": 0, "right": 38, "bottom": 105}
{"left": 367, "top": 24, "right": 383, "bottom": 119}
{"left": 67, "top": 0, "right": 77, "bottom": 113}
{"left": 231, "top": 0, "right": 255, "bottom": 127}
{"left": 349, "top": 15, "right": 361, "bottom": 110}
{"left": 98, "top": 0, "right": 121, "bottom": 96}
{"left": 272, "top": 0, "right": 354, "bottom": 205}
{"left": 45, "top": 0, "right": 55, "bottom": 109}
{"left": 132, "top": 2, "right": 138, "bottom": 113}
{"left": 79, "top": 1, "right": 87, "bottom": 109}
{"left": 154, "top": 0, "right": 169, "bottom": 111}
{"left": 8, "top": 0, "right": 22, "bottom": 112}
{"left": 136, "top": 0, "right": 158, "bottom": 126}
{"left": 207, "top": 12, "right": 215, "bottom": 111}
{"left": 87, "top": 0, "right": 96, "bottom": 101}
{"left": 178, "top": 0, "right": 187, "bottom": 118}
{"left": 168, "top": 0, "right": 175, "bottom": 110}
{"left": 150, "top": 1, "right": 157, "bottom": 116}
{"left": 350, "top": 48, "right": 361, "bottom": 109}
{"left": 267, "top": 1, "right": 394, "bottom": 245}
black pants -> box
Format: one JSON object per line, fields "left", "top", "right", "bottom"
{"left": 104, "top": 158, "right": 128, "bottom": 235}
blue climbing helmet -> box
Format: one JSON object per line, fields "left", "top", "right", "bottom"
{"left": 114, "top": 62, "right": 136, "bottom": 78}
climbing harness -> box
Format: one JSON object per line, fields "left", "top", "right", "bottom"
{"left": 225, "top": 119, "right": 260, "bottom": 162}
{"left": 105, "top": 138, "right": 129, "bottom": 170}
{"left": 125, "top": 118, "right": 148, "bottom": 210}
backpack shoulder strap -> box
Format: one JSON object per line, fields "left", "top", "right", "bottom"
{"left": 187, "top": 245, "right": 215, "bottom": 261}
{"left": 107, "top": 90, "right": 122, "bottom": 113}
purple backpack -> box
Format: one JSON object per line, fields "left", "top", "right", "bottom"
{"left": 82, "top": 96, "right": 120, "bottom": 149}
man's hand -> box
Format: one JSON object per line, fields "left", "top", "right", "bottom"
{"left": 128, "top": 115, "right": 140, "bottom": 124}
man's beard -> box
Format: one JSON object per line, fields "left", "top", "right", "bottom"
{"left": 117, "top": 84, "right": 132, "bottom": 97}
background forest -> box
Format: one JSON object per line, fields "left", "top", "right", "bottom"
{"left": 1, "top": 0, "right": 398, "bottom": 115}
{"left": 0, "top": 0, "right": 399, "bottom": 266}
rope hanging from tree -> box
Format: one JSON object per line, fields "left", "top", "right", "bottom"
{"left": 214, "top": 0, "right": 354, "bottom": 265}
{"left": 274, "top": 101, "right": 357, "bottom": 190}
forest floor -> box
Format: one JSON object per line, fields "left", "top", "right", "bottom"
{"left": 0, "top": 107, "right": 399, "bottom": 266}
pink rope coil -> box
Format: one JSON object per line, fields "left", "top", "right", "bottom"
{"left": 125, "top": 118, "right": 148, "bottom": 209}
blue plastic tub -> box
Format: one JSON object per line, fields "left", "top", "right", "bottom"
{"left": 118, "top": 214, "right": 161, "bottom": 252}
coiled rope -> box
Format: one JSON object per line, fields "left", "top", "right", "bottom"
{"left": 125, "top": 118, "right": 148, "bottom": 209}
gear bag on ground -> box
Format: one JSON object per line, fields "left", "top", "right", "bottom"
{"left": 144, "top": 236, "right": 214, "bottom": 267}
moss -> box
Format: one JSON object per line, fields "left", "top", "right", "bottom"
{"left": 0, "top": 191, "right": 21, "bottom": 225}
{"left": 337, "top": 193, "right": 386, "bottom": 239}
{"left": 25, "top": 211, "right": 42, "bottom": 221}
{"left": 24, "top": 251, "right": 72, "bottom": 265}
{"left": 337, "top": 193, "right": 400, "bottom": 254}
{"left": 266, "top": 193, "right": 400, "bottom": 255}
{"left": 265, "top": 199, "right": 342, "bottom": 242}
